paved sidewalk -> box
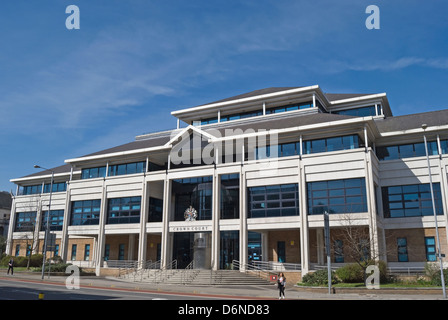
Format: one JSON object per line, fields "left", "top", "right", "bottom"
{"left": 0, "top": 271, "right": 446, "bottom": 300}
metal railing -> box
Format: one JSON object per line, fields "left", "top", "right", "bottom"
{"left": 251, "top": 261, "right": 302, "bottom": 271}
{"left": 138, "top": 259, "right": 178, "bottom": 284}
{"left": 114, "top": 260, "right": 140, "bottom": 278}
{"left": 180, "top": 260, "right": 200, "bottom": 285}
{"left": 232, "top": 260, "right": 277, "bottom": 281}
{"left": 67, "top": 260, "right": 97, "bottom": 268}
{"left": 387, "top": 266, "right": 426, "bottom": 276}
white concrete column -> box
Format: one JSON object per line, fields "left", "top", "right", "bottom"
{"left": 95, "top": 182, "right": 107, "bottom": 276}
{"left": 239, "top": 165, "right": 248, "bottom": 271}
{"left": 5, "top": 197, "right": 16, "bottom": 256}
{"left": 34, "top": 197, "right": 43, "bottom": 254}
{"left": 128, "top": 234, "right": 136, "bottom": 261}
{"left": 261, "top": 231, "right": 269, "bottom": 262}
{"left": 365, "top": 149, "right": 379, "bottom": 260}
{"left": 161, "top": 176, "right": 171, "bottom": 269}
{"left": 60, "top": 183, "right": 71, "bottom": 262}
{"left": 138, "top": 178, "right": 149, "bottom": 266}
{"left": 299, "top": 161, "right": 310, "bottom": 275}
{"left": 211, "top": 171, "right": 220, "bottom": 270}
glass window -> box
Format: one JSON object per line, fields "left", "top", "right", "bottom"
{"left": 104, "top": 244, "right": 110, "bottom": 261}
{"left": 333, "top": 106, "right": 376, "bottom": 117}
{"left": 149, "top": 197, "right": 163, "bottom": 222}
{"left": 425, "top": 237, "right": 437, "bottom": 261}
{"left": 173, "top": 176, "right": 213, "bottom": 221}
{"left": 84, "top": 244, "right": 90, "bottom": 261}
{"left": 81, "top": 167, "right": 106, "bottom": 179}
{"left": 20, "top": 184, "right": 42, "bottom": 195}
{"left": 200, "top": 117, "right": 218, "bottom": 125}
{"left": 399, "top": 144, "right": 414, "bottom": 158}
{"left": 108, "top": 161, "right": 146, "bottom": 177}
{"left": 41, "top": 210, "right": 64, "bottom": 231}
{"left": 43, "top": 182, "right": 67, "bottom": 193}
{"left": 307, "top": 178, "right": 367, "bottom": 215}
{"left": 281, "top": 143, "right": 298, "bottom": 157}
{"left": 248, "top": 183, "right": 299, "bottom": 218}
{"left": 14, "top": 212, "right": 37, "bottom": 232}
{"left": 303, "top": 135, "right": 360, "bottom": 155}
{"left": 382, "top": 183, "right": 443, "bottom": 218}
{"left": 397, "top": 238, "right": 408, "bottom": 262}
{"left": 118, "top": 244, "right": 125, "bottom": 260}
{"left": 70, "top": 200, "right": 101, "bottom": 225}
{"left": 266, "top": 102, "right": 312, "bottom": 114}
{"left": 71, "top": 244, "right": 77, "bottom": 260}
{"left": 376, "top": 141, "right": 438, "bottom": 161}
{"left": 311, "top": 139, "right": 326, "bottom": 153}
{"left": 440, "top": 140, "right": 448, "bottom": 154}
{"left": 221, "top": 174, "right": 240, "bottom": 219}
{"left": 107, "top": 197, "right": 141, "bottom": 224}
{"left": 326, "top": 137, "right": 343, "bottom": 152}
{"left": 117, "top": 164, "right": 126, "bottom": 176}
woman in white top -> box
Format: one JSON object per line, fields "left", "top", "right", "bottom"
{"left": 277, "top": 272, "right": 286, "bottom": 299}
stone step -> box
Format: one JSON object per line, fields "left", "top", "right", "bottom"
{"left": 120, "top": 269, "right": 272, "bottom": 286}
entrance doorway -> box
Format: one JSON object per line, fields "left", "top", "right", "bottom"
{"left": 248, "top": 232, "right": 262, "bottom": 263}
{"left": 220, "top": 231, "right": 239, "bottom": 269}
{"left": 277, "top": 241, "right": 286, "bottom": 263}
{"left": 172, "top": 232, "right": 211, "bottom": 269}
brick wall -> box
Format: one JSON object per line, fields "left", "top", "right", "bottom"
{"left": 267, "top": 230, "right": 300, "bottom": 263}
{"left": 385, "top": 228, "right": 447, "bottom": 262}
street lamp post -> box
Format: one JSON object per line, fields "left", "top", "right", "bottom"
{"left": 422, "top": 124, "right": 447, "bottom": 299}
{"left": 34, "top": 165, "right": 54, "bottom": 280}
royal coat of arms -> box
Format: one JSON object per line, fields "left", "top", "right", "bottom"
{"left": 184, "top": 206, "right": 198, "bottom": 221}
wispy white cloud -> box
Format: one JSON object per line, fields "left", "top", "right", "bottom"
{"left": 0, "top": 2, "right": 323, "bottom": 136}
{"left": 347, "top": 57, "right": 448, "bottom": 72}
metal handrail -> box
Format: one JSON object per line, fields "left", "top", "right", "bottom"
{"left": 232, "top": 260, "right": 277, "bottom": 281}
{"left": 251, "top": 260, "right": 302, "bottom": 271}
{"left": 387, "top": 266, "right": 425, "bottom": 275}
{"left": 181, "top": 260, "right": 199, "bottom": 285}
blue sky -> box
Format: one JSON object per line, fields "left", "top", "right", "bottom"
{"left": 1, "top": 0, "right": 448, "bottom": 192}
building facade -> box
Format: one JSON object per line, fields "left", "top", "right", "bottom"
{"left": 6, "top": 85, "right": 448, "bottom": 276}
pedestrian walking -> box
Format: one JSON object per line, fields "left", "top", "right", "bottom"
{"left": 277, "top": 272, "right": 286, "bottom": 299}
{"left": 7, "top": 258, "right": 14, "bottom": 275}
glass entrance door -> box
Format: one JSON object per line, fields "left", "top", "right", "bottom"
{"left": 248, "top": 232, "right": 262, "bottom": 263}
{"left": 172, "top": 232, "right": 211, "bottom": 269}
{"left": 220, "top": 231, "right": 239, "bottom": 269}
{"left": 277, "top": 241, "right": 286, "bottom": 263}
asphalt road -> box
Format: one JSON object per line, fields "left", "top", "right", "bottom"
{"left": 0, "top": 277, "right": 215, "bottom": 300}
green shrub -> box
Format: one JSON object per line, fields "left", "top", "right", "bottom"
{"left": 39, "top": 263, "right": 73, "bottom": 273}
{"left": 425, "top": 262, "right": 441, "bottom": 279}
{"left": 336, "top": 261, "right": 389, "bottom": 284}
{"left": 29, "top": 254, "right": 43, "bottom": 267}
{"left": 429, "top": 268, "right": 448, "bottom": 286}
{"left": 301, "top": 269, "right": 339, "bottom": 286}
{"left": 1, "top": 255, "right": 43, "bottom": 268}
{"left": 335, "top": 264, "right": 364, "bottom": 283}
{"left": 1, "top": 255, "right": 28, "bottom": 267}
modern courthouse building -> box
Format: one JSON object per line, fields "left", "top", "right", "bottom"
{"left": 6, "top": 85, "right": 448, "bottom": 276}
